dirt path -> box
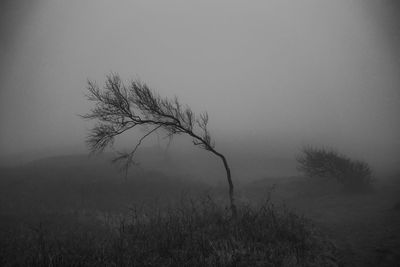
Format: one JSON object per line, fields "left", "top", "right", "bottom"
{"left": 319, "top": 207, "right": 400, "bottom": 267}
{"left": 294, "top": 190, "right": 400, "bottom": 266}
{"left": 244, "top": 176, "right": 400, "bottom": 266}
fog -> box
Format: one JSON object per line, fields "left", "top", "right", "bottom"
{"left": 2, "top": 2, "right": 400, "bottom": 265}
{"left": 1, "top": 0, "right": 399, "bottom": 171}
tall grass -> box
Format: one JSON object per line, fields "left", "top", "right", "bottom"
{"left": 0, "top": 197, "right": 338, "bottom": 266}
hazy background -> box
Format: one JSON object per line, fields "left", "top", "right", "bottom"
{"left": 1, "top": 0, "right": 399, "bottom": 173}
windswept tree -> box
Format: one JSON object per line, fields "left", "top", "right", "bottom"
{"left": 82, "top": 74, "right": 237, "bottom": 216}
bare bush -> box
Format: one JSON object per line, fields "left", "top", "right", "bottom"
{"left": 297, "top": 146, "right": 372, "bottom": 191}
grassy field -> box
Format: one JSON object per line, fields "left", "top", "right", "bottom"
{"left": 0, "top": 155, "right": 399, "bottom": 266}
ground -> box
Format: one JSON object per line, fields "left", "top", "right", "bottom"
{"left": 1, "top": 155, "right": 399, "bottom": 266}
{"left": 243, "top": 174, "right": 400, "bottom": 266}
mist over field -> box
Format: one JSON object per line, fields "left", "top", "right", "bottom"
{"left": 1, "top": 0, "right": 399, "bottom": 169}
{"left": 0, "top": 1, "right": 399, "bottom": 266}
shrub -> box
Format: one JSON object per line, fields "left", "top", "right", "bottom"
{"left": 297, "top": 146, "right": 372, "bottom": 191}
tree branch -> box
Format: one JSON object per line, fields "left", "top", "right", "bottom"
{"left": 113, "top": 125, "right": 162, "bottom": 177}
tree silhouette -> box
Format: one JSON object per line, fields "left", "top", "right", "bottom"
{"left": 82, "top": 74, "right": 237, "bottom": 216}
{"left": 297, "top": 146, "right": 372, "bottom": 191}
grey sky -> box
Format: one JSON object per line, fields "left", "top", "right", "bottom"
{"left": 0, "top": 0, "right": 399, "bottom": 167}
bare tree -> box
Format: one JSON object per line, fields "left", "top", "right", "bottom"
{"left": 82, "top": 74, "right": 237, "bottom": 216}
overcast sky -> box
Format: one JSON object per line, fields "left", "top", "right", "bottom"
{"left": 0, "top": 0, "right": 399, "bottom": 167}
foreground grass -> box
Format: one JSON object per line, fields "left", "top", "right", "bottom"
{"left": 0, "top": 197, "right": 338, "bottom": 267}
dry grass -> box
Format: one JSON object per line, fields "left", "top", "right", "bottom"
{"left": 0, "top": 196, "right": 337, "bottom": 267}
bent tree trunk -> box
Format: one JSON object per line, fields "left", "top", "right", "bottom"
{"left": 213, "top": 150, "right": 237, "bottom": 217}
